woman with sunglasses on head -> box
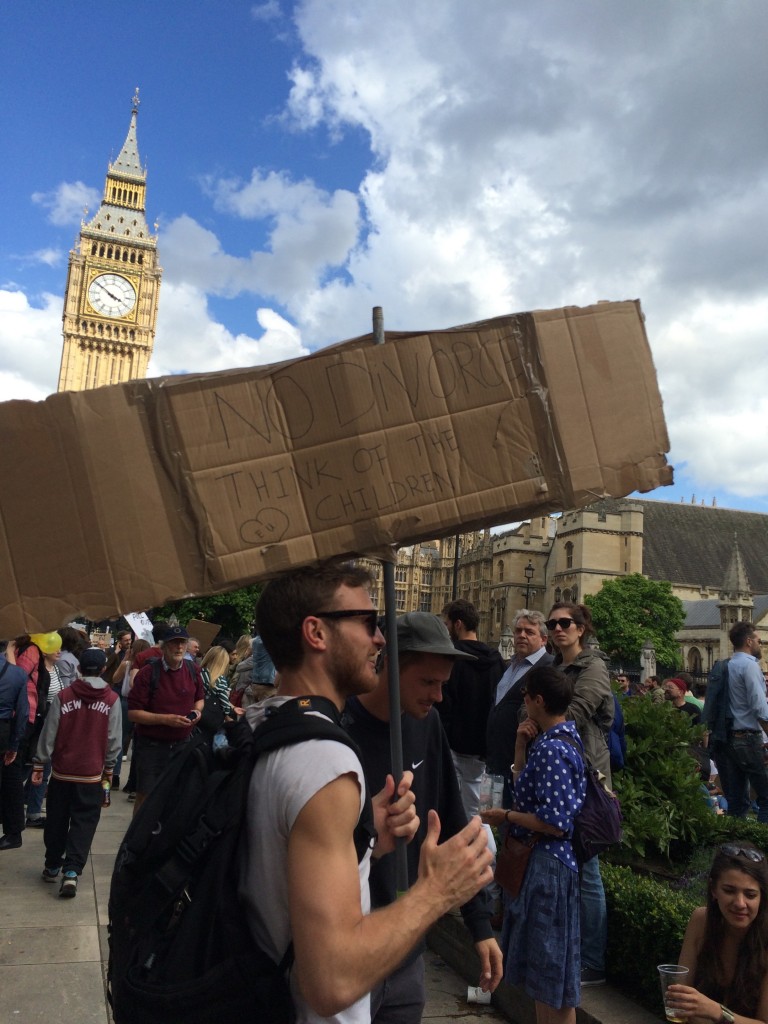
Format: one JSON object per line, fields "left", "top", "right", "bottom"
{"left": 666, "top": 843, "right": 768, "bottom": 1023}
{"left": 545, "top": 601, "right": 614, "bottom": 988}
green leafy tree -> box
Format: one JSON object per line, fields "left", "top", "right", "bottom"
{"left": 152, "top": 583, "right": 262, "bottom": 641}
{"left": 584, "top": 573, "right": 684, "bottom": 666}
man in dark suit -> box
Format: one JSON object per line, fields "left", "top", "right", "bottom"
{"left": 485, "top": 610, "right": 554, "bottom": 803}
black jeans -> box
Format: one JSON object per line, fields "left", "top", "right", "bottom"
{"left": 0, "top": 754, "right": 25, "bottom": 838}
{"left": 134, "top": 734, "right": 189, "bottom": 795}
{"left": 43, "top": 778, "right": 103, "bottom": 874}
{"left": 725, "top": 732, "right": 768, "bottom": 822}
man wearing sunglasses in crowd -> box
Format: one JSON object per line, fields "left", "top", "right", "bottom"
{"left": 241, "top": 563, "right": 494, "bottom": 1024}
{"left": 343, "top": 611, "right": 503, "bottom": 1024}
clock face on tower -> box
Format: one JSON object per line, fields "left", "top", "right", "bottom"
{"left": 87, "top": 273, "right": 136, "bottom": 317}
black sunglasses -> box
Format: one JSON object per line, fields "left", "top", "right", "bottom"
{"left": 546, "top": 617, "right": 575, "bottom": 631}
{"left": 313, "top": 610, "right": 379, "bottom": 636}
{"left": 720, "top": 844, "right": 765, "bottom": 863}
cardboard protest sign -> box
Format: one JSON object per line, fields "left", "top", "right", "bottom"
{"left": 0, "top": 300, "right": 671, "bottom": 635}
{"left": 186, "top": 619, "right": 222, "bottom": 654}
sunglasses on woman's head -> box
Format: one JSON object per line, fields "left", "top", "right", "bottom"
{"left": 313, "top": 609, "right": 379, "bottom": 636}
{"left": 720, "top": 844, "right": 765, "bottom": 863}
{"left": 546, "top": 617, "right": 575, "bottom": 631}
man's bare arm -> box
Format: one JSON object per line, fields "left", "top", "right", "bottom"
{"left": 288, "top": 774, "right": 492, "bottom": 1017}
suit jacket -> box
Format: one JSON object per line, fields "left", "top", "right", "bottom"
{"left": 485, "top": 650, "right": 555, "bottom": 776}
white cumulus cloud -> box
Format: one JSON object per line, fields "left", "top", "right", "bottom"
{"left": 31, "top": 181, "right": 101, "bottom": 227}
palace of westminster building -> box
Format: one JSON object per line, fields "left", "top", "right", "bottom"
{"left": 58, "top": 99, "right": 768, "bottom": 671}
{"left": 361, "top": 496, "right": 768, "bottom": 673}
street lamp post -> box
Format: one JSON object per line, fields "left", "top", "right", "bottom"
{"left": 523, "top": 559, "right": 535, "bottom": 608}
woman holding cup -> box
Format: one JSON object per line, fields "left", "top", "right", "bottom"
{"left": 665, "top": 843, "right": 768, "bottom": 1023}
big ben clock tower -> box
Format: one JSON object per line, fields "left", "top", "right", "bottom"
{"left": 57, "top": 89, "right": 162, "bottom": 392}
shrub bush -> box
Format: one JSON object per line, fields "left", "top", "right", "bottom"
{"left": 612, "top": 696, "right": 714, "bottom": 859}
{"left": 603, "top": 862, "right": 698, "bottom": 1015}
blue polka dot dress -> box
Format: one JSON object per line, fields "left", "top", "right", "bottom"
{"left": 501, "top": 720, "right": 587, "bottom": 1009}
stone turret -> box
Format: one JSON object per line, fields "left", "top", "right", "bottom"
{"left": 717, "top": 533, "right": 753, "bottom": 653}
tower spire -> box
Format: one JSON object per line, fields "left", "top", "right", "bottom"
{"left": 721, "top": 532, "right": 752, "bottom": 599}
{"left": 108, "top": 88, "right": 145, "bottom": 184}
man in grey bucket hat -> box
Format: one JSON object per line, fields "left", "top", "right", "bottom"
{"left": 395, "top": 612, "right": 479, "bottom": 662}
{"left": 343, "top": 613, "right": 502, "bottom": 1024}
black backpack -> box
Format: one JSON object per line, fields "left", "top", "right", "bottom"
{"left": 107, "top": 696, "right": 374, "bottom": 1024}
{"left": 559, "top": 733, "right": 623, "bottom": 864}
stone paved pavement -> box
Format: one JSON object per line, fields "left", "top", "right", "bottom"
{"left": 1, "top": 779, "right": 124, "bottom": 1023}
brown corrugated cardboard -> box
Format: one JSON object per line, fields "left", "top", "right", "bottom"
{"left": 0, "top": 300, "right": 671, "bottom": 635}
{"left": 186, "top": 619, "right": 222, "bottom": 655}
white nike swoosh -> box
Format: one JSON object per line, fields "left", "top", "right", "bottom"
{"left": 411, "top": 760, "right": 424, "bottom": 770}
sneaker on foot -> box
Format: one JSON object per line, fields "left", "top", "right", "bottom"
{"left": 41, "top": 867, "right": 60, "bottom": 882}
{"left": 112, "top": 778, "right": 120, "bottom": 791}
{"left": 26, "top": 817, "right": 46, "bottom": 828}
{"left": 127, "top": 791, "right": 136, "bottom": 801}
{"left": 60, "top": 871, "right": 78, "bottom": 898}
{"left": 580, "top": 967, "right": 606, "bottom": 987}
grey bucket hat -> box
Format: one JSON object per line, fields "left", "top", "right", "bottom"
{"left": 395, "top": 612, "right": 477, "bottom": 660}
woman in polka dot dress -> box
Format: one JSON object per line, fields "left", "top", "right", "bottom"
{"left": 482, "top": 664, "right": 586, "bottom": 1024}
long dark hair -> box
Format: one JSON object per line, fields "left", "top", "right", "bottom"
{"left": 694, "top": 844, "right": 768, "bottom": 1016}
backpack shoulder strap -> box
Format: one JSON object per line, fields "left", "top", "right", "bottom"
{"left": 148, "top": 657, "right": 162, "bottom": 707}
{"left": 253, "top": 697, "right": 375, "bottom": 861}
{"left": 554, "top": 730, "right": 590, "bottom": 767}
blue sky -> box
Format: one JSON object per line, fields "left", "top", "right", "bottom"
{"left": 2, "top": 0, "right": 768, "bottom": 518}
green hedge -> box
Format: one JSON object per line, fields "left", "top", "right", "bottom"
{"left": 603, "top": 862, "right": 697, "bottom": 1015}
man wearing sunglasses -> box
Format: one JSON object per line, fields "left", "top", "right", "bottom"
{"left": 343, "top": 611, "right": 503, "bottom": 1024}
{"left": 241, "top": 565, "right": 494, "bottom": 1024}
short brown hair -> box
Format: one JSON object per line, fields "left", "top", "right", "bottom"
{"left": 525, "top": 665, "right": 574, "bottom": 715}
{"left": 256, "top": 561, "right": 373, "bottom": 670}
{"left": 730, "top": 621, "right": 757, "bottom": 650}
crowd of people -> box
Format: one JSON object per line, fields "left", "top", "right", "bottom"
{"left": 1, "top": 565, "right": 768, "bottom": 1024}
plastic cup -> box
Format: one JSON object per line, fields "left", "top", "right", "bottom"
{"left": 657, "top": 964, "right": 689, "bottom": 1022}
{"left": 479, "top": 772, "right": 505, "bottom": 811}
